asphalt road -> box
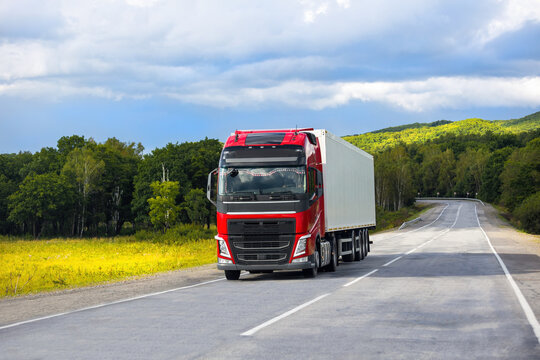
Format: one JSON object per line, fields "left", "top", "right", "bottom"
{"left": 1, "top": 200, "right": 539, "bottom": 359}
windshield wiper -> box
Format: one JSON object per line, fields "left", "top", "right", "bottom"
{"left": 230, "top": 192, "right": 255, "bottom": 201}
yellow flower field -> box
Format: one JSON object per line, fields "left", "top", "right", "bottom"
{"left": 0, "top": 237, "right": 216, "bottom": 297}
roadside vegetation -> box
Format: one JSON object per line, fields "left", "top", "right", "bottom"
{"left": 0, "top": 224, "right": 216, "bottom": 297}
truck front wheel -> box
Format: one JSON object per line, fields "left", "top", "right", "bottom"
{"left": 303, "top": 250, "right": 319, "bottom": 278}
{"left": 324, "top": 237, "right": 338, "bottom": 272}
{"left": 224, "top": 270, "right": 241, "bottom": 280}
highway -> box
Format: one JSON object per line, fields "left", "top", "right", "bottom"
{"left": 1, "top": 200, "right": 539, "bottom": 359}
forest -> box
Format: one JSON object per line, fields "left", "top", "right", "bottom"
{"left": 346, "top": 111, "right": 540, "bottom": 233}
{"left": 0, "top": 112, "right": 538, "bottom": 238}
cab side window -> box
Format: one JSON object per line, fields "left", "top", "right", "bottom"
{"left": 307, "top": 167, "right": 317, "bottom": 198}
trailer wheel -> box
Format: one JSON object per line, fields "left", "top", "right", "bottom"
{"left": 366, "top": 229, "right": 371, "bottom": 253}
{"left": 224, "top": 270, "right": 241, "bottom": 280}
{"left": 343, "top": 230, "right": 355, "bottom": 262}
{"left": 303, "top": 250, "right": 319, "bottom": 278}
{"left": 354, "top": 230, "right": 362, "bottom": 261}
{"left": 357, "top": 230, "right": 365, "bottom": 260}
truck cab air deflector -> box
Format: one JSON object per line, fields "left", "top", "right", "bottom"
{"left": 220, "top": 146, "right": 306, "bottom": 167}
{"left": 244, "top": 133, "right": 286, "bottom": 145}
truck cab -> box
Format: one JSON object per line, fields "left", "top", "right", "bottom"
{"left": 207, "top": 129, "right": 328, "bottom": 279}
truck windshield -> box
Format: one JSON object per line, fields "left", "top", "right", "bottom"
{"left": 218, "top": 167, "right": 306, "bottom": 195}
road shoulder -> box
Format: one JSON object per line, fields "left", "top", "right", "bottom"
{"left": 477, "top": 203, "right": 540, "bottom": 319}
{"left": 0, "top": 263, "right": 223, "bottom": 327}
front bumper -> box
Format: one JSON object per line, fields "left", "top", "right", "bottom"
{"left": 217, "top": 254, "right": 316, "bottom": 271}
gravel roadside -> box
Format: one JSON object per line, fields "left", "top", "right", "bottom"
{"left": 0, "top": 263, "right": 224, "bottom": 327}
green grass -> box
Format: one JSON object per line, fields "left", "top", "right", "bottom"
{"left": 0, "top": 224, "right": 217, "bottom": 297}
{"left": 373, "top": 203, "right": 434, "bottom": 233}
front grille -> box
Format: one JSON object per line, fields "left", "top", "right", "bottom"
{"left": 238, "top": 253, "right": 287, "bottom": 262}
{"left": 233, "top": 240, "right": 290, "bottom": 250}
{"left": 228, "top": 219, "right": 295, "bottom": 265}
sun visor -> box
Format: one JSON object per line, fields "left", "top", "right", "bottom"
{"left": 220, "top": 145, "right": 306, "bottom": 167}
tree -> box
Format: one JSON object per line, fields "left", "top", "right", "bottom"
{"left": 8, "top": 173, "right": 74, "bottom": 238}
{"left": 437, "top": 148, "right": 456, "bottom": 196}
{"left": 478, "top": 147, "right": 513, "bottom": 203}
{"left": 57, "top": 135, "right": 87, "bottom": 161}
{"left": 147, "top": 181, "right": 180, "bottom": 231}
{"left": 418, "top": 145, "right": 443, "bottom": 196}
{"left": 374, "top": 145, "right": 414, "bottom": 211}
{"left": 0, "top": 174, "right": 18, "bottom": 234}
{"left": 500, "top": 138, "right": 540, "bottom": 210}
{"left": 454, "top": 147, "right": 489, "bottom": 197}
{"left": 132, "top": 138, "right": 222, "bottom": 226}
{"left": 62, "top": 147, "right": 105, "bottom": 237}
{"left": 182, "top": 188, "right": 211, "bottom": 227}
{"left": 94, "top": 138, "right": 143, "bottom": 235}
{"left": 19, "top": 147, "right": 61, "bottom": 178}
{"left": 513, "top": 192, "right": 540, "bottom": 234}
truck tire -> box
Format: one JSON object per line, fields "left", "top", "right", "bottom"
{"left": 357, "top": 229, "right": 365, "bottom": 260}
{"left": 327, "top": 237, "right": 338, "bottom": 272}
{"left": 364, "top": 229, "right": 369, "bottom": 258}
{"left": 343, "top": 231, "right": 355, "bottom": 262}
{"left": 366, "top": 229, "right": 371, "bottom": 253}
{"left": 354, "top": 230, "right": 362, "bottom": 261}
{"left": 303, "top": 250, "right": 319, "bottom": 278}
{"left": 224, "top": 270, "right": 241, "bottom": 280}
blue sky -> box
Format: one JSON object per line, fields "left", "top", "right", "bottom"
{"left": 1, "top": 0, "right": 540, "bottom": 153}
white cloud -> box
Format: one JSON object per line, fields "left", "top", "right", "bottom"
{"left": 125, "top": 0, "right": 161, "bottom": 8}
{"left": 0, "top": 80, "right": 127, "bottom": 101}
{"left": 1, "top": 0, "right": 539, "bottom": 114}
{"left": 475, "top": 0, "right": 540, "bottom": 44}
{"left": 336, "top": 0, "right": 350, "bottom": 9}
{"left": 162, "top": 76, "right": 540, "bottom": 111}
{"left": 303, "top": 2, "right": 329, "bottom": 23}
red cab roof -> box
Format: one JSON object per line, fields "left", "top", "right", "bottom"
{"left": 224, "top": 128, "right": 314, "bottom": 147}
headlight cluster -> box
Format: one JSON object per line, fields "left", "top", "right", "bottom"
{"left": 293, "top": 234, "right": 311, "bottom": 257}
{"left": 215, "top": 235, "right": 231, "bottom": 258}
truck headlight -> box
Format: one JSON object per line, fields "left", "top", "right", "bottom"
{"left": 215, "top": 235, "right": 231, "bottom": 258}
{"left": 293, "top": 234, "right": 311, "bottom": 257}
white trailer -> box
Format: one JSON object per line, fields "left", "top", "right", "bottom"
{"left": 309, "top": 129, "right": 376, "bottom": 262}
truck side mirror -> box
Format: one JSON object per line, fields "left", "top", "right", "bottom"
{"left": 207, "top": 168, "right": 218, "bottom": 207}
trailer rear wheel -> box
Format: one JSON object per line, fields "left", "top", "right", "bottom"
{"left": 354, "top": 230, "right": 362, "bottom": 261}
{"left": 366, "top": 229, "right": 371, "bottom": 253}
{"left": 303, "top": 250, "right": 319, "bottom": 278}
{"left": 224, "top": 270, "right": 241, "bottom": 280}
{"left": 357, "top": 230, "right": 365, "bottom": 260}
{"left": 343, "top": 230, "right": 355, "bottom": 262}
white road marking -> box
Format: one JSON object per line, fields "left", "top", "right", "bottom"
{"left": 241, "top": 293, "right": 330, "bottom": 336}
{"left": 405, "top": 247, "right": 419, "bottom": 254}
{"left": 378, "top": 203, "right": 450, "bottom": 243}
{"left": 450, "top": 204, "right": 462, "bottom": 228}
{"left": 474, "top": 205, "right": 540, "bottom": 344}
{"left": 406, "top": 202, "right": 450, "bottom": 233}
{"left": 382, "top": 256, "right": 402, "bottom": 267}
{"left": 0, "top": 276, "right": 229, "bottom": 331}
{"left": 343, "top": 269, "right": 379, "bottom": 287}
{"left": 381, "top": 205, "right": 461, "bottom": 266}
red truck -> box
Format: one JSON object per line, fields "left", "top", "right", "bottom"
{"left": 207, "top": 129, "right": 376, "bottom": 280}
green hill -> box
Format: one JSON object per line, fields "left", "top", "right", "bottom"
{"left": 344, "top": 111, "right": 540, "bottom": 154}
{"left": 496, "top": 111, "right": 540, "bottom": 132}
